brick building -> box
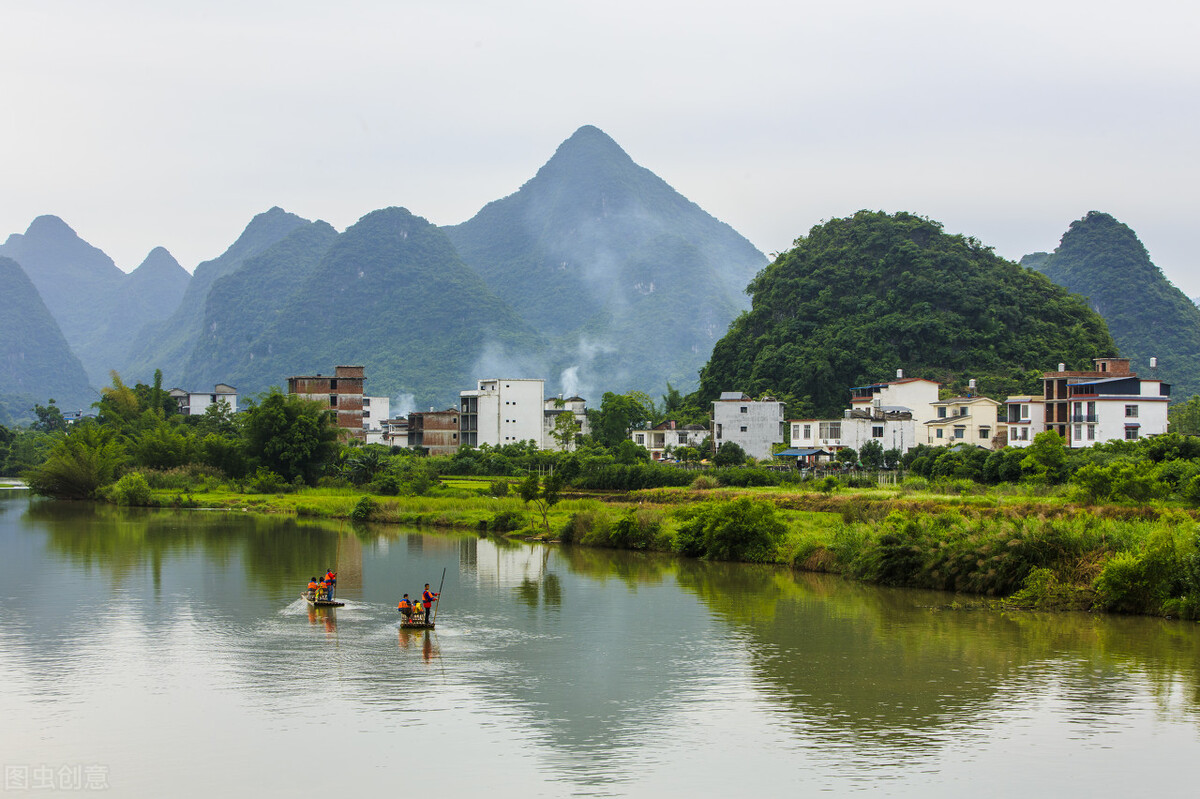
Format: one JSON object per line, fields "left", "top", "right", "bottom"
{"left": 287, "top": 365, "right": 366, "bottom": 440}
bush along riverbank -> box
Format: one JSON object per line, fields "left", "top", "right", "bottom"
{"left": 85, "top": 468, "right": 1200, "bottom": 621}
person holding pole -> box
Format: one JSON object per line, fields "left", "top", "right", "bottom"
{"left": 421, "top": 583, "right": 439, "bottom": 624}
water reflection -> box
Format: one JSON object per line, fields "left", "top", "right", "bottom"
{"left": 3, "top": 491, "right": 1200, "bottom": 797}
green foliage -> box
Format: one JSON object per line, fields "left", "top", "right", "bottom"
{"left": 713, "top": 441, "right": 747, "bottom": 467}
{"left": 1021, "top": 431, "right": 1069, "bottom": 484}
{"left": 1094, "top": 525, "right": 1197, "bottom": 615}
{"left": 32, "top": 400, "right": 69, "bottom": 433}
{"left": 859, "top": 440, "right": 885, "bottom": 470}
{"left": 110, "top": 472, "right": 152, "bottom": 506}
{"left": 26, "top": 424, "right": 126, "bottom": 499}
{"left": 675, "top": 497, "right": 786, "bottom": 562}
{"left": 518, "top": 473, "right": 563, "bottom": 533}
{"left": 242, "top": 389, "right": 339, "bottom": 485}
{"left": 246, "top": 468, "right": 289, "bottom": 494}
{"left": 1169, "top": 396, "right": 1200, "bottom": 436}
{"left": 613, "top": 438, "right": 650, "bottom": 464}
{"left": 1027, "top": 211, "right": 1200, "bottom": 400}
{"left": 350, "top": 496, "right": 377, "bottom": 523}
{"left": 699, "top": 211, "right": 1116, "bottom": 417}
{"left": 592, "top": 393, "right": 651, "bottom": 448}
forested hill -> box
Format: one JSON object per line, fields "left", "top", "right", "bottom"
{"left": 0, "top": 256, "right": 93, "bottom": 411}
{"left": 217, "top": 207, "right": 542, "bottom": 406}
{"left": 699, "top": 211, "right": 1117, "bottom": 418}
{"left": 121, "top": 207, "right": 310, "bottom": 386}
{"left": 1023, "top": 211, "right": 1200, "bottom": 399}
{"left": 444, "top": 124, "right": 765, "bottom": 396}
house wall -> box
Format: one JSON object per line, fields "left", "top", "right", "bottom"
{"left": 712, "top": 398, "right": 785, "bottom": 460}
{"left": 789, "top": 417, "right": 917, "bottom": 453}
{"left": 287, "top": 365, "right": 366, "bottom": 439}
{"left": 1004, "top": 397, "right": 1045, "bottom": 448}
{"left": 460, "top": 378, "right": 545, "bottom": 448}
{"left": 925, "top": 398, "right": 1001, "bottom": 447}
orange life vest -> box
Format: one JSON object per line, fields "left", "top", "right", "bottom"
{"left": 307, "top": 580, "right": 319, "bottom": 591}
{"left": 398, "top": 598, "right": 411, "bottom": 610}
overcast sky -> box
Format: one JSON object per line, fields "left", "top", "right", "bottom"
{"left": 4, "top": 0, "right": 1198, "bottom": 294}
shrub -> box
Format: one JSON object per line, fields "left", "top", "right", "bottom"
{"left": 674, "top": 498, "right": 786, "bottom": 562}
{"left": 690, "top": 474, "right": 718, "bottom": 490}
{"left": 489, "top": 510, "right": 525, "bottom": 533}
{"left": 247, "top": 468, "right": 289, "bottom": 494}
{"left": 350, "top": 496, "right": 377, "bottom": 523}
{"left": 489, "top": 480, "right": 510, "bottom": 498}
{"left": 370, "top": 474, "right": 401, "bottom": 496}
{"left": 110, "top": 472, "right": 152, "bottom": 506}
{"left": 598, "top": 509, "right": 664, "bottom": 550}
{"left": 559, "top": 510, "right": 611, "bottom": 545}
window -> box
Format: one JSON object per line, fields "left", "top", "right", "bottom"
{"left": 329, "top": 394, "right": 338, "bottom": 407}
{"left": 678, "top": 433, "right": 687, "bottom": 444}
{"left": 803, "top": 424, "right": 811, "bottom": 439}
{"left": 1020, "top": 428, "right": 1029, "bottom": 441}
{"left": 330, "top": 379, "right": 337, "bottom": 390}
{"left": 872, "top": 426, "right": 884, "bottom": 438}
{"left": 818, "top": 422, "right": 840, "bottom": 440}
{"left": 739, "top": 426, "right": 748, "bottom": 433}
{"left": 740, "top": 406, "right": 748, "bottom": 414}
{"left": 363, "top": 398, "right": 371, "bottom": 406}
{"left": 635, "top": 434, "right": 644, "bottom": 444}
{"left": 1087, "top": 425, "right": 1096, "bottom": 441}
{"left": 364, "top": 410, "right": 371, "bottom": 418}
{"left": 958, "top": 406, "right": 968, "bottom": 416}
{"left": 936, "top": 429, "right": 944, "bottom": 439}
{"left": 1074, "top": 424, "right": 1082, "bottom": 440}
{"left": 979, "top": 427, "right": 990, "bottom": 440}
{"left": 1125, "top": 427, "right": 1139, "bottom": 440}
{"left": 1125, "top": 405, "right": 1139, "bottom": 418}
{"left": 1020, "top": 405, "right": 1030, "bottom": 420}
{"left": 792, "top": 424, "right": 800, "bottom": 439}
{"left": 953, "top": 428, "right": 964, "bottom": 439}
{"left": 937, "top": 407, "right": 947, "bottom": 418}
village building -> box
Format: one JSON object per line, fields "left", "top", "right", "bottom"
{"left": 1035, "top": 358, "right": 1170, "bottom": 446}
{"left": 1004, "top": 395, "right": 1046, "bottom": 448}
{"left": 168, "top": 384, "right": 237, "bottom": 416}
{"left": 408, "top": 408, "right": 461, "bottom": 456}
{"left": 361, "top": 396, "right": 390, "bottom": 445}
{"left": 925, "top": 394, "right": 1002, "bottom": 448}
{"left": 787, "top": 373, "right": 939, "bottom": 456}
{"left": 459, "top": 378, "right": 545, "bottom": 448}
{"left": 287, "top": 365, "right": 366, "bottom": 440}
{"left": 712, "top": 392, "right": 786, "bottom": 460}
{"left": 629, "top": 420, "right": 708, "bottom": 460}
{"left": 380, "top": 416, "right": 410, "bottom": 449}
{"left": 542, "top": 395, "right": 590, "bottom": 452}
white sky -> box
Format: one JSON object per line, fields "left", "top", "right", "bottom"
{"left": 3, "top": 0, "right": 1198, "bottom": 293}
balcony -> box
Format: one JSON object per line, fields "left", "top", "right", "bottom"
{"left": 1070, "top": 414, "right": 1098, "bottom": 423}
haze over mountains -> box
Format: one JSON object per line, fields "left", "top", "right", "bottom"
{"left": 0, "top": 126, "right": 765, "bottom": 413}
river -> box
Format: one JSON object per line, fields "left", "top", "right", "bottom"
{"left": 1, "top": 489, "right": 1197, "bottom": 797}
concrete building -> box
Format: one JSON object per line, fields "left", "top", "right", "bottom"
{"left": 287, "top": 365, "right": 366, "bottom": 440}
{"left": 459, "top": 378, "right": 546, "bottom": 448}
{"left": 380, "top": 416, "right": 410, "bottom": 449}
{"left": 1004, "top": 395, "right": 1046, "bottom": 448}
{"left": 408, "top": 408, "right": 460, "bottom": 456}
{"left": 925, "top": 395, "right": 1002, "bottom": 448}
{"left": 787, "top": 373, "right": 940, "bottom": 456}
{"left": 168, "top": 384, "right": 237, "bottom": 416}
{"left": 1037, "top": 358, "right": 1170, "bottom": 446}
{"left": 361, "top": 396, "right": 390, "bottom": 445}
{"left": 712, "top": 392, "right": 786, "bottom": 460}
{"left": 789, "top": 408, "right": 918, "bottom": 454}
{"left": 630, "top": 420, "right": 708, "bottom": 460}
{"left": 543, "top": 395, "right": 590, "bottom": 452}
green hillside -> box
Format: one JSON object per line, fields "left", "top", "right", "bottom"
{"left": 700, "top": 211, "right": 1117, "bottom": 417}
{"left": 182, "top": 221, "right": 339, "bottom": 392}
{"left": 234, "top": 207, "right": 543, "bottom": 406}
{"left": 0, "top": 256, "right": 93, "bottom": 410}
{"left": 1023, "top": 211, "right": 1200, "bottom": 399}
{"left": 122, "top": 207, "right": 310, "bottom": 385}
{"left": 445, "top": 125, "right": 765, "bottom": 396}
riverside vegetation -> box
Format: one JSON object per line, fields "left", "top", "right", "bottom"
{"left": 6, "top": 373, "right": 1200, "bottom": 622}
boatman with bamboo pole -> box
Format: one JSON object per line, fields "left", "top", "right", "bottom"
{"left": 421, "top": 583, "right": 439, "bottom": 623}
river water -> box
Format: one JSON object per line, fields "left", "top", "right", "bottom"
{"left": 1, "top": 489, "right": 1198, "bottom": 797}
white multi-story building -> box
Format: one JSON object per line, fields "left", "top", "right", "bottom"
{"left": 168, "top": 384, "right": 237, "bottom": 416}
{"left": 459, "top": 378, "right": 546, "bottom": 448}
{"left": 1004, "top": 396, "right": 1045, "bottom": 448}
{"left": 789, "top": 409, "right": 918, "bottom": 454}
{"left": 1063, "top": 375, "right": 1170, "bottom": 447}
{"left": 361, "top": 396, "right": 391, "bottom": 445}
{"left": 630, "top": 420, "right": 708, "bottom": 460}
{"left": 925, "top": 395, "right": 1002, "bottom": 448}
{"left": 542, "top": 396, "right": 590, "bottom": 451}
{"left": 712, "top": 392, "right": 786, "bottom": 460}
{"left": 787, "top": 374, "right": 940, "bottom": 457}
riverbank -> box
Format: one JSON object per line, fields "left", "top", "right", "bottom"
{"left": 111, "top": 475, "right": 1200, "bottom": 621}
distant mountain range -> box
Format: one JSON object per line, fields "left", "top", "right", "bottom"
{"left": 1, "top": 126, "right": 764, "bottom": 411}
{"left": 1023, "top": 211, "right": 1200, "bottom": 400}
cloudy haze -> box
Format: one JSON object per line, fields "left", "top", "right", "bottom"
{"left": 4, "top": 0, "right": 1198, "bottom": 291}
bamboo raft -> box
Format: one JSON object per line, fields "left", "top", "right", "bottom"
{"left": 303, "top": 593, "right": 344, "bottom": 608}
